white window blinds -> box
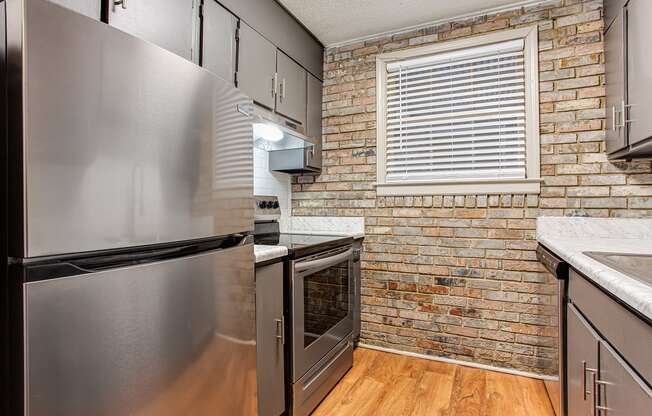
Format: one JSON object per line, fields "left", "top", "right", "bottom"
{"left": 384, "top": 38, "right": 527, "bottom": 182}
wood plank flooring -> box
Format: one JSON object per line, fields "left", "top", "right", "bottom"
{"left": 312, "top": 347, "right": 555, "bottom": 416}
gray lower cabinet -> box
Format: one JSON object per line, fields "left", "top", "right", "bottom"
{"left": 625, "top": 0, "right": 652, "bottom": 147}
{"left": 238, "top": 22, "right": 278, "bottom": 110}
{"left": 256, "top": 262, "right": 286, "bottom": 416}
{"left": 47, "top": 0, "right": 100, "bottom": 19}
{"left": 599, "top": 340, "right": 652, "bottom": 415}
{"left": 567, "top": 271, "right": 652, "bottom": 416}
{"left": 276, "top": 51, "right": 307, "bottom": 125}
{"left": 201, "top": 0, "right": 237, "bottom": 84}
{"left": 605, "top": 7, "right": 626, "bottom": 154}
{"left": 108, "top": 0, "right": 199, "bottom": 61}
{"left": 567, "top": 304, "right": 600, "bottom": 416}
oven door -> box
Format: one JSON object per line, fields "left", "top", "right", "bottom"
{"left": 291, "top": 245, "right": 354, "bottom": 381}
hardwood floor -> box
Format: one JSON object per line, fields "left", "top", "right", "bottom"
{"left": 312, "top": 347, "right": 555, "bottom": 416}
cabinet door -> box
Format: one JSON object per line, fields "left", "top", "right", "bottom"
{"left": 108, "top": 0, "right": 199, "bottom": 61}
{"left": 237, "top": 22, "right": 277, "bottom": 109}
{"left": 626, "top": 0, "right": 652, "bottom": 146}
{"left": 605, "top": 8, "right": 627, "bottom": 154}
{"left": 598, "top": 341, "right": 652, "bottom": 415}
{"left": 48, "top": 0, "right": 100, "bottom": 19}
{"left": 256, "top": 263, "right": 286, "bottom": 416}
{"left": 567, "top": 304, "right": 600, "bottom": 416}
{"left": 277, "top": 51, "right": 307, "bottom": 125}
{"left": 604, "top": 0, "right": 629, "bottom": 32}
{"left": 201, "top": 0, "right": 237, "bottom": 84}
{"left": 306, "top": 73, "right": 323, "bottom": 171}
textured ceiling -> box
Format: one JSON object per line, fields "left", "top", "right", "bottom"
{"left": 278, "top": 0, "right": 532, "bottom": 46}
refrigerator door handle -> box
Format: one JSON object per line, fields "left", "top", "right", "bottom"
{"left": 70, "top": 237, "right": 249, "bottom": 272}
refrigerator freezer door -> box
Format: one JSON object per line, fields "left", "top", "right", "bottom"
{"left": 10, "top": 0, "right": 253, "bottom": 258}
{"left": 24, "top": 243, "right": 256, "bottom": 416}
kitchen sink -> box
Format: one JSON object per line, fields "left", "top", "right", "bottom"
{"left": 584, "top": 252, "right": 652, "bottom": 286}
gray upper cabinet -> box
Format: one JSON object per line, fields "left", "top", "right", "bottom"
{"left": 598, "top": 340, "right": 652, "bottom": 415}
{"left": 605, "top": 7, "right": 626, "bottom": 154}
{"left": 567, "top": 304, "right": 600, "bottom": 416}
{"left": 306, "top": 73, "right": 323, "bottom": 169}
{"left": 238, "top": 22, "right": 277, "bottom": 110}
{"left": 306, "top": 74, "right": 323, "bottom": 140}
{"left": 256, "top": 263, "right": 286, "bottom": 416}
{"left": 47, "top": 0, "right": 100, "bottom": 19}
{"left": 218, "top": 0, "right": 323, "bottom": 79}
{"left": 201, "top": 0, "right": 237, "bottom": 84}
{"left": 108, "top": 0, "right": 199, "bottom": 61}
{"left": 605, "top": 0, "right": 652, "bottom": 158}
{"left": 604, "top": 0, "right": 628, "bottom": 32}
{"left": 625, "top": 0, "right": 652, "bottom": 148}
{"left": 276, "top": 52, "right": 307, "bottom": 125}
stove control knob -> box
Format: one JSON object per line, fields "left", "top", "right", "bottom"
{"left": 272, "top": 201, "right": 280, "bottom": 209}
{"left": 265, "top": 201, "right": 274, "bottom": 209}
{"left": 258, "top": 201, "right": 266, "bottom": 209}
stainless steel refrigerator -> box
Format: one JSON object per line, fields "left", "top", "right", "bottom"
{"left": 2, "top": 1, "right": 256, "bottom": 415}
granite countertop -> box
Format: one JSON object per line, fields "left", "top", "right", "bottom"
{"left": 254, "top": 245, "right": 288, "bottom": 264}
{"left": 536, "top": 217, "right": 652, "bottom": 321}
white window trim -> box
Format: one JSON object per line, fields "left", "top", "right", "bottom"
{"left": 375, "top": 25, "right": 541, "bottom": 196}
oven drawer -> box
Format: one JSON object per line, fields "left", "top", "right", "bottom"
{"left": 292, "top": 337, "right": 353, "bottom": 416}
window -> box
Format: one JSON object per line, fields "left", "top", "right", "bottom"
{"left": 376, "top": 26, "right": 541, "bottom": 196}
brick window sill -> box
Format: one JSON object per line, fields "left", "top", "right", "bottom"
{"left": 374, "top": 178, "right": 542, "bottom": 196}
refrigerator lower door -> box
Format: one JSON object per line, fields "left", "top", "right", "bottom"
{"left": 8, "top": 0, "right": 253, "bottom": 258}
{"left": 24, "top": 244, "right": 256, "bottom": 416}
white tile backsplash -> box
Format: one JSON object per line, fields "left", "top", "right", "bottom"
{"left": 253, "top": 147, "right": 291, "bottom": 228}
{"left": 284, "top": 217, "right": 365, "bottom": 238}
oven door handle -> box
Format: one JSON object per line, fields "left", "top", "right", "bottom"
{"left": 295, "top": 248, "right": 354, "bottom": 273}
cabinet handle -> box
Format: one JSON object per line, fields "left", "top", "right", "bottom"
{"left": 613, "top": 101, "right": 625, "bottom": 129}
{"left": 583, "top": 361, "right": 597, "bottom": 401}
{"left": 593, "top": 374, "right": 611, "bottom": 415}
{"left": 611, "top": 105, "right": 617, "bottom": 131}
{"left": 272, "top": 74, "right": 278, "bottom": 98}
{"left": 623, "top": 102, "right": 637, "bottom": 124}
{"left": 280, "top": 78, "right": 286, "bottom": 102}
{"left": 113, "top": 0, "right": 127, "bottom": 10}
{"left": 275, "top": 316, "right": 285, "bottom": 345}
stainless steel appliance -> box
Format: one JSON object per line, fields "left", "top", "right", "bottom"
{"left": 537, "top": 244, "right": 569, "bottom": 416}
{"left": 3, "top": 1, "right": 255, "bottom": 415}
{"left": 254, "top": 196, "right": 358, "bottom": 416}
{"left": 251, "top": 106, "right": 322, "bottom": 174}
{"left": 290, "top": 244, "right": 355, "bottom": 416}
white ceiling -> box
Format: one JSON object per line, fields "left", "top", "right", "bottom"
{"left": 279, "top": 0, "right": 534, "bottom": 46}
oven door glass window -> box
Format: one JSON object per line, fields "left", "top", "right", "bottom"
{"left": 303, "top": 259, "right": 350, "bottom": 348}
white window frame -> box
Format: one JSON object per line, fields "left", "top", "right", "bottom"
{"left": 375, "top": 25, "right": 541, "bottom": 196}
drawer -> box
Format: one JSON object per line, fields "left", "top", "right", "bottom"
{"left": 568, "top": 269, "right": 652, "bottom": 384}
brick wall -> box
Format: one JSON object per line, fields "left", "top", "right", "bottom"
{"left": 292, "top": 0, "right": 652, "bottom": 375}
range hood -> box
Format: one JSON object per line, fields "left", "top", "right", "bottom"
{"left": 252, "top": 106, "right": 321, "bottom": 174}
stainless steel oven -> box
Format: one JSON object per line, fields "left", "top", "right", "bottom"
{"left": 291, "top": 244, "right": 355, "bottom": 416}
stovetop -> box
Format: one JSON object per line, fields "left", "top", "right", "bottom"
{"left": 254, "top": 232, "right": 353, "bottom": 259}
{"left": 253, "top": 195, "right": 354, "bottom": 258}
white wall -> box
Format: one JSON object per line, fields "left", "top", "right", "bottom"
{"left": 253, "top": 147, "right": 291, "bottom": 228}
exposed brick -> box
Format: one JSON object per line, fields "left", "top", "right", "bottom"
{"left": 300, "top": 2, "right": 652, "bottom": 378}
